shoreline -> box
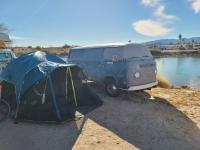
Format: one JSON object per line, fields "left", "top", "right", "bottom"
{"left": 151, "top": 49, "right": 200, "bottom": 58}
{"left": 154, "top": 54, "right": 200, "bottom": 58}
{"left": 161, "top": 86, "right": 200, "bottom": 91}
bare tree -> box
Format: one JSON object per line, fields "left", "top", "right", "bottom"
{"left": 0, "top": 23, "right": 8, "bottom": 33}
{"left": 62, "top": 44, "right": 71, "bottom": 49}
{"left": 0, "top": 24, "right": 11, "bottom": 47}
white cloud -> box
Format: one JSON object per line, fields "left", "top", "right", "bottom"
{"left": 134, "top": 0, "right": 178, "bottom": 37}
{"left": 154, "top": 5, "right": 178, "bottom": 20}
{"left": 133, "top": 19, "right": 172, "bottom": 37}
{"left": 10, "top": 35, "right": 30, "bottom": 40}
{"left": 139, "top": 0, "right": 178, "bottom": 21}
{"left": 191, "top": 0, "right": 200, "bottom": 13}
{"left": 140, "top": 0, "right": 160, "bottom": 7}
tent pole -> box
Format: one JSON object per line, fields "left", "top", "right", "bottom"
{"left": 14, "top": 96, "right": 21, "bottom": 120}
{"left": 14, "top": 82, "right": 24, "bottom": 120}
{"left": 48, "top": 75, "right": 62, "bottom": 121}
{"left": 65, "top": 68, "right": 68, "bottom": 100}
{"left": 69, "top": 67, "right": 78, "bottom": 107}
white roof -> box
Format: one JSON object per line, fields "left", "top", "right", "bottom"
{"left": 71, "top": 43, "right": 141, "bottom": 50}
{"left": 0, "top": 32, "right": 10, "bottom": 42}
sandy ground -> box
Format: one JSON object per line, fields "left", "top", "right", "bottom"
{"left": 149, "top": 88, "right": 200, "bottom": 128}
{"left": 0, "top": 87, "right": 200, "bottom": 150}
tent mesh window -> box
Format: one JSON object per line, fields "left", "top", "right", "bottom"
{"left": 18, "top": 68, "right": 75, "bottom": 122}
{"left": 19, "top": 77, "right": 60, "bottom": 121}
{"left": 17, "top": 66, "right": 102, "bottom": 122}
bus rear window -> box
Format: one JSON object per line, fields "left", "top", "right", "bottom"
{"left": 69, "top": 50, "right": 85, "bottom": 60}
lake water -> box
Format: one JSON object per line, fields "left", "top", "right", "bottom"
{"left": 156, "top": 57, "right": 200, "bottom": 88}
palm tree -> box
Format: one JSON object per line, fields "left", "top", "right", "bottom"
{"left": 178, "top": 34, "right": 182, "bottom": 43}
{"left": 192, "top": 40, "right": 195, "bottom": 49}
{"left": 178, "top": 34, "right": 184, "bottom": 50}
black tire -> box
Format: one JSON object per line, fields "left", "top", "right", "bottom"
{"left": 105, "top": 82, "right": 119, "bottom": 97}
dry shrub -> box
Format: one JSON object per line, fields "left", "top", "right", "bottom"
{"left": 156, "top": 74, "right": 172, "bottom": 88}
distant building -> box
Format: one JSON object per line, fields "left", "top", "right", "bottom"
{"left": 156, "top": 44, "right": 180, "bottom": 50}
{"left": 193, "top": 44, "right": 200, "bottom": 50}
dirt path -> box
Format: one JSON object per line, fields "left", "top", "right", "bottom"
{"left": 0, "top": 87, "right": 200, "bottom": 150}
{"left": 149, "top": 87, "right": 200, "bottom": 128}
{"left": 73, "top": 87, "right": 200, "bottom": 150}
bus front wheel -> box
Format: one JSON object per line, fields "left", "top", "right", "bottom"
{"left": 105, "top": 82, "right": 119, "bottom": 97}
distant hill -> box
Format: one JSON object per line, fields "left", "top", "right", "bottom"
{"left": 145, "top": 37, "right": 200, "bottom": 45}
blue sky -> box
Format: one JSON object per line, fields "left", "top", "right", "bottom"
{"left": 0, "top": 0, "right": 200, "bottom": 46}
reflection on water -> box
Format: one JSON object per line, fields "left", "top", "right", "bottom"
{"left": 156, "top": 57, "right": 200, "bottom": 88}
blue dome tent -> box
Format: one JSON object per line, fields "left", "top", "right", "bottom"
{"left": 0, "top": 51, "right": 102, "bottom": 122}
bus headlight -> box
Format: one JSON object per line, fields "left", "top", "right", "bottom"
{"left": 134, "top": 72, "right": 140, "bottom": 78}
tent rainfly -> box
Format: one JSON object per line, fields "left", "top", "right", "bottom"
{"left": 0, "top": 51, "right": 102, "bottom": 122}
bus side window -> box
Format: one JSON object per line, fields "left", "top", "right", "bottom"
{"left": 104, "top": 47, "right": 122, "bottom": 61}
{"left": 84, "top": 48, "right": 103, "bottom": 61}
{"left": 70, "top": 50, "right": 85, "bottom": 61}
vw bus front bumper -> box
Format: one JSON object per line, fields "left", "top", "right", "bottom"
{"left": 126, "top": 81, "right": 158, "bottom": 91}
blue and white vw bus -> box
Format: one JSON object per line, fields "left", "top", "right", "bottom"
{"left": 68, "top": 43, "right": 157, "bottom": 96}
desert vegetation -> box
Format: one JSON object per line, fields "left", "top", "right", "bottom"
{"left": 9, "top": 46, "right": 70, "bottom": 56}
